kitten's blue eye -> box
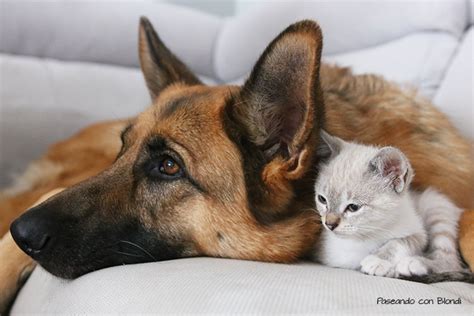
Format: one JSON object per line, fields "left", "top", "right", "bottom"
{"left": 346, "top": 204, "right": 360, "bottom": 212}
{"left": 317, "top": 195, "right": 327, "bottom": 204}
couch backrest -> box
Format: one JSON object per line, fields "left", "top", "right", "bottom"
{"left": 1, "top": 0, "right": 470, "bottom": 82}
{"left": 0, "top": 1, "right": 222, "bottom": 78}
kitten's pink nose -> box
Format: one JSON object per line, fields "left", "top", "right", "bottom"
{"left": 325, "top": 214, "right": 340, "bottom": 231}
{"left": 326, "top": 222, "right": 339, "bottom": 231}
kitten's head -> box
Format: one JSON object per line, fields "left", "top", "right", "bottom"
{"left": 314, "top": 131, "right": 413, "bottom": 240}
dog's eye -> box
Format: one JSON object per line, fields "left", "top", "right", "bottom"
{"left": 148, "top": 156, "right": 182, "bottom": 179}
{"left": 346, "top": 204, "right": 360, "bottom": 212}
{"left": 161, "top": 157, "right": 180, "bottom": 175}
{"left": 317, "top": 195, "right": 327, "bottom": 204}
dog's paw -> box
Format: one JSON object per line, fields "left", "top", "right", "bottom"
{"left": 0, "top": 233, "right": 36, "bottom": 314}
{"left": 396, "top": 256, "right": 428, "bottom": 276}
{"left": 360, "top": 255, "right": 395, "bottom": 277}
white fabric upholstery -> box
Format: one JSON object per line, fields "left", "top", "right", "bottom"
{"left": 1, "top": 0, "right": 473, "bottom": 313}
{"left": 0, "top": 0, "right": 468, "bottom": 81}
{"left": 471, "top": 0, "right": 474, "bottom": 24}
{"left": 12, "top": 259, "right": 474, "bottom": 314}
{"left": 434, "top": 27, "right": 474, "bottom": 139}
{"left": 324, "top": 32, "right": 459, "bottom": 99}
{"left": 0, "top": 1, "right": 222, "bottom": 77}
{"left": 215, "top": 0, "right": 468, "bottom": 81}
{"left": 0, "top": 54, "right": 149, "bottom": 184}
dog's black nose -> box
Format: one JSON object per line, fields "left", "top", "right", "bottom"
{"left": 10, "top": 209, "right": 54, "bottom": 257}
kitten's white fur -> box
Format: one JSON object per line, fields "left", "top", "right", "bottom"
{"left": 313, "top": 131, "right": 464, "bottom": 278}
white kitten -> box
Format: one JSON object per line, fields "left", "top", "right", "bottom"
{"left": 313, "top": 131, "right": 465, "bottom": 278}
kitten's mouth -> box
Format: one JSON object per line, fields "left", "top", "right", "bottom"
{"left": 329, "top": 227, "right": 357, "bottom": 237}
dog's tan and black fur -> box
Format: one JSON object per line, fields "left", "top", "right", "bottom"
{"left": 1, "top": 19, "right": 473, "bottom": 312}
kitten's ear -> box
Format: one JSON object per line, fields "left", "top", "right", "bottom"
{"left": 370, "top": 147, "right": 413, "bottom": 193}
{"left": 316, "top": 130, "right": 344, "bottom": 161}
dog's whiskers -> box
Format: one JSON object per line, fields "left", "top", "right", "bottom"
{"left": 114, "top": 250, "right": 146, "bottom": 258}
{"left": 119, "top": 240, "right": 156, "bottom": 261}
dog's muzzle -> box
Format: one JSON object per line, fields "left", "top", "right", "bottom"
{"left": 9, "top": 187, "right": 185, "bottom": 279}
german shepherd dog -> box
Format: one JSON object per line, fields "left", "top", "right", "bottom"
{"left": 1, "top": 18, "right": 473, "bottom": 311}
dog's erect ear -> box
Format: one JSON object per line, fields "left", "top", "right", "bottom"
{"left": 369, "top": 147, "right": 414, "bottom": 194}
{"left": 230, "top": 20, "right": 324, "bottom": 178}
{"left": 316, "top": 130, "right": 344, "bottom": 162}
{"left": 138, "top": 17, "right": 201, "bottom": 100}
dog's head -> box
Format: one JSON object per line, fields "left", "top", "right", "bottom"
{"left": 11, "top": 18, "right": 324, "bottom": 278}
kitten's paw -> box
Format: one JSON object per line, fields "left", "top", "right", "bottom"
{"left": 360, "top": 255, "right": 395, "bottom": 277}
{"left": 396, "top": 256, "right": 428, "bottom": 276}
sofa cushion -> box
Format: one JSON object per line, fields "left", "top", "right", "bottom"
{"left": 324, "top": 32, "right": 459, "bottom": 99}
{"left": 11, "top": 258, "right": 474, "bottom": 314}
{"left": 215, "top": 0, "right": 468, "bottom": 81}
{"left": 471, "top": 0, "right": 474, "bottom": 24}
{"left": 1, "top": 0, "right": 469, "bottom": 82}
{"left": 0, "top": 1, "right": 222, "bottom": 78}
{"left": 434, "top": 27, "right": 474, "bottom": 140}
{"left": 0, "top": 54, "right": 148, "bottom": 186}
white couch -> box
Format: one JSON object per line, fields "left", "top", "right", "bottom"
{"left": 1, "top": 0, "right": 473, "bottom": 313}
